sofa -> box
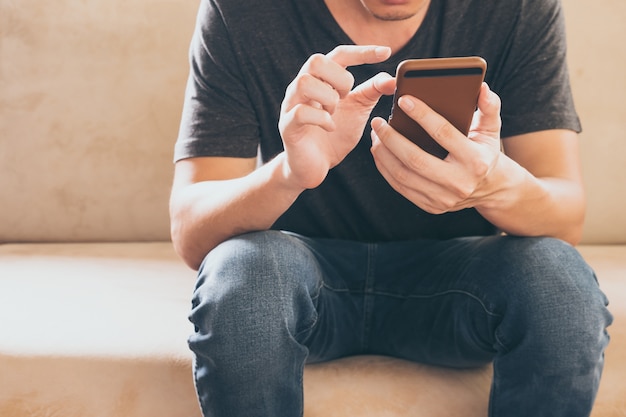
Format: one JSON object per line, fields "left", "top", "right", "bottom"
{"left": 0, "top": 0, "right": 624, "bottom": 416}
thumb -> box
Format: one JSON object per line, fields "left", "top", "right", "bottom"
{"left": 349, "top": 72, "right": 396, "bottom": 107}
{"left": 470, "top": 83, "right": 502, "bottom": 139}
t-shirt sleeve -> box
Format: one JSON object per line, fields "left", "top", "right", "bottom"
{"left": 494, "top": 0, "right": 581, "bottom": 139}
{"left": 174, "top": 0, "right": 260, "bottom": 162}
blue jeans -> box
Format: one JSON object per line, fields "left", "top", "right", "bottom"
{"left": 188, "top": 230, "right": 612, "bottom": 417}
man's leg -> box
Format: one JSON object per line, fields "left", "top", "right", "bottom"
{"left": 187, "top": 230, "right": 324, "bottom": 417}
{"left": 481, "top": 237, "right": 612, "bottom": 416}
{"left": 188, "top": 231, "right": 612, "bottom": 416}
{"left": 367, "top": 235, "right": 612, "bottom": 417}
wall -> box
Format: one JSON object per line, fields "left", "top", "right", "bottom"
{"left": 563, "top": 0, "right": 626, "bottom": 243}
{"left": 0, "top": 0, "right": 197, "bottom": 242}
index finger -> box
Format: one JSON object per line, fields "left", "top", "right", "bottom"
{"left": 397, "top": 95, "right": 467, "bottom": 155}
{"left": 326, "top": 45, "right": 391, "bottom": 68}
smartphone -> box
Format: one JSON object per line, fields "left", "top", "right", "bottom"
{"left": 389, "top": 57, "right": 487, "bottom": 159}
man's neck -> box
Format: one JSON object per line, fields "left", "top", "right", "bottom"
{"left": 324, "top": 0, "right": 431, "bottom": 54}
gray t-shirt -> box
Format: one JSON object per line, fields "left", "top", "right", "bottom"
{"left": 175, "top": 0, "right": 581, "bottom": 242}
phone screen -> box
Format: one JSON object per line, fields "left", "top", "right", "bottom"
{"left": 389, "top": 57, "right": 487, "bottom": 159}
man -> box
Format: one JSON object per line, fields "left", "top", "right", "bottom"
{"left": 169, "top": 0, "right": 612, "bottom": 415}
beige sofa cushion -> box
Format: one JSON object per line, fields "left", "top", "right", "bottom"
{"left": 1, "top": 243, "right": 624, "bottom": 417}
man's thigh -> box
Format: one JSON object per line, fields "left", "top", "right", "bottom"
{"left": 302, "top": 234, "right": 605, "bottom": 368}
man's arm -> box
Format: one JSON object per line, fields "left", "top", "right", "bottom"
{"left": 170, "top": 45, "right": 397, "bottom": 270}
{"left": 483, "top": 128, "right": 585, "bottom": 244}
{"left": 370, "top": 83, "right": 585, "bottom": 244}
{"left": 169, "top": 155, "right": 304, "bottom": 270}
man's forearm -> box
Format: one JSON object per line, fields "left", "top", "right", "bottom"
{"left": 169, "top": 153, "right": 304, "bottom": 270}
{"left": 476, "top": 155, "right": 585, "bottom": 245}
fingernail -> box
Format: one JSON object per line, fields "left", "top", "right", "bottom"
{"left": 398, "top": 96, "right": 415, "bottom": 111}
{"left": 371, "top": 117, "right": 384, "bottom": 130}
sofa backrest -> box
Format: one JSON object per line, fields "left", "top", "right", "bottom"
{"left": 563, "top": 1, "right": 626, "bottom": 244}
{"left": 1, "top": 0, "right": 624, "bottom": 244}
{"left": 1, "top": 0, "right": 196, "bottom": 242}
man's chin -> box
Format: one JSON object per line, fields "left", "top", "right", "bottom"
{"left": 371, "top": 12, "right": 416, "bottom": 21}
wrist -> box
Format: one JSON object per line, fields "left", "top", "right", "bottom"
{"left": 475, "top": 153, "right": 529, "bottom": 213}
{"left": 275, "top": 150, "right": 330, "bottom": 191}
{"left": 270, "top": 152, "right": 310, "bottom": 196}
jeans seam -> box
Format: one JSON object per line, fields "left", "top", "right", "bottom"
{"left": 293, "top": 311, "right": 319, "bottom": 342}
{"left": 361, "top": 243, "right": 377, "bottom": 351}
{"left": 319, "top": 286, "right": 502, "bottom": 318}
{"left": 320, "top": 282, "right": 355, "bottom": 292}
{"left": 375, "top": 289, "right": 502, "bottom": 317}
{"left": 293, "top": 284, "right": 322, "bottom": 341}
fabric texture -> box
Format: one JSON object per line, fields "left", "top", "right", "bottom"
{"left": 188, "top": 231, "right": 611, "bottom": 417}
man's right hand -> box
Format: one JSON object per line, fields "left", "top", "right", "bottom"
{"left": 278, "top": 45, "right": 396, "bottom": 190}
{"left": 171, "top": 45, "right": 395, "bottom": 270}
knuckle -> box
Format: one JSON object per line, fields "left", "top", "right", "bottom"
{"left": 472, "top": 158, "right": 490, "bottom": 178}
{"left": 447, "top": 174, "right": 478, "bottom": 201}
{"left": 430, "top": 207, "right": 448, "bottom": 215}
{"left": 437, "top": 196, "right": 457, "bottom": 213}
{"left": 452, "top": 183, "right": 474, "bottom": 201}
{"left": 284, "top": 79, "right": 298, "bottom": 97}
{"left": 295, "top": 73, "right": 314, "bottom": 90}
{"left": 391, "top": 165, "right": 409, "bottom": 186}
{"left": 359, "top": 47, "right": 375, "bottom": 61}
{"left": 432, "top": 121, "right": 456, "bottom": 142}
{"left": 412, "top": 104, "right": 430, "bottom": 122}
{"left": 422, "top": 198, "right": 448, "bottom": 215}
{"left": 291, "top": 103, "right": 310, "bottom": 121}
{"left": 466, "top": 153, "right": 493, "bottom": 181}
{"left": 306, "top": 53, "right": 327, "bottom": 73}
{"left": 405, "top": 151, "right": 428, "bottom": 173}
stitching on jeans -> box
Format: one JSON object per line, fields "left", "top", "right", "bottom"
{"left": 494, "top": 331, "right": 509, "bottom": 351}
{"left": 309, "top": 278, "right": 324, "bottom": 302}
{"left": 384, "top": 288, "right": 502, "bottom": 318}
{"left": 361, "top": 243, "right": 377, "bottom": 351}
{"left": 293, "top": 278, "right": 323, "bottom": 340}
{"left": 293, "top": 311, "right": 320, "bottom": 339}
{"left": 293, "top": 312, "right": 318, "bottom": 340}
{"left": 320, "top": 282, "right": 357, "bottom": 292}
{"left": 321, "top": 284, "right": 502, "bottom": 319}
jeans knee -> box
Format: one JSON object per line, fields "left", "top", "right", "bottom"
{"left": 188, "top": 232, "right": 319, "bottom": 415}
{"left": 199, "top": 230, "right": 320, "bottom": 296}
{"left": 493, "top": 238, "right": 611, "bottom": 363}
{"left": 189, "top": 231, "right": 321, "bottom": 346}
{"left": 495, "top": 238, "right": 599, "bottom": 303}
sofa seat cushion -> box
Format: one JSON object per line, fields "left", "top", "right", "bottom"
{"left": 0, "top": 242, "right": 200, "bottom": 417}
{"left": 304, "top": 356, "right": 492, "bottom": 416}
{"left": 0, "top": 242, "right": 624, "bottom": 417}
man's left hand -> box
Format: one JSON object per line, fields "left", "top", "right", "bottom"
{"left": 370, "top": 82, "right": 503, "bottom": 214}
